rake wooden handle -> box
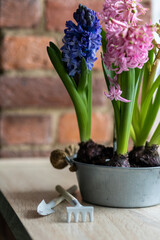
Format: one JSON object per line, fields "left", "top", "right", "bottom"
{"left": 56, "top": 185, "right": 78, "bottom": 206}
{"left": 53, "top": 185, "right": 78, "bottom": 206}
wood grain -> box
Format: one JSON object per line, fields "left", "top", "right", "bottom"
{"left": 0, "top": 159, "right": 160, "bottom": 240}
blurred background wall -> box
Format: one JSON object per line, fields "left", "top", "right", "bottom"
{"left": 0, "top": 0, "right": 151, "bottom": 158}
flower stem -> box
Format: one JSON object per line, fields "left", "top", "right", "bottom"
{"left": 86, "top": 71, "right": 92, "bottom": 140}
{"left": 117, "top": 69, "right": 135, "bottom": 155}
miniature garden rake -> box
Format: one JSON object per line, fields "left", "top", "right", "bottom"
{"left": 56, "top": 185, "right": 94, "bottom": 223}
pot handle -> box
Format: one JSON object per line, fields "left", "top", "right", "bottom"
{"left": 65, "top": 154, "right": 77, "bottom": 172}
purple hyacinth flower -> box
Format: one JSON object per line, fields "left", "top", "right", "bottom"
{"left": 61, "top": 4, "right": 102, "bottom": 76}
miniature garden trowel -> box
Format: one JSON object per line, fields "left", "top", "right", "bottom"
{"left": 37, "top": 185, "right": 77, "bottom": 216}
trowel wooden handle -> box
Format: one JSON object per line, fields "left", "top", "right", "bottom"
{"left": 56, "top": 185, "right": 78, "bottom": 205}
{"left": 66, "top": 185, "right": 77, "bottom": 195}
{"left": 54, "top": 185, "right": 78, "bottom": 206}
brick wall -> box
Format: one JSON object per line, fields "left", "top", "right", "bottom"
{"left": 0, "top": 0, "right": 151, "bottom": 158}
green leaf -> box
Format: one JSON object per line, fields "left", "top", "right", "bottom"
{"left": 78, "top": 57, "right": 87, "bottom": 93}
{"left": 141, "top": 62, "right": 149, "bottom": 105}
{"left": 101, "top": 28, "right": 107, "bottom": 53}
{"left": 149, "top": 122, "right": 160, "bottom": 146}
{"left": 148, "top": 48, "right": 155, "bottom": 67}
{"left": 143, "top": 49, "right": 159, "bottom": 98}
{"left": 132, "top": 67, "right": 144, "bottom": 140}
{"left": 47, "top": 46, "right": 89, "bottom": 142}
{"left": 117, "top": 69, "right": 135, "bottom": 154}
{"left": 47, "top": 46, "right": 74, "bottom": 90}
{"left": 101, "top": 59, "right": 110, "bottom": 89}
{"left": 141, "top": 74, "right": 160, "bottom": 126}
{"left": 130, "top": 124, "right": 136, "bottom": 143}
{"left": 136, "top": 85, "right": 160, "bottom": 146}
{"left": 86, "top": 70, "right": 92, "bottom": 140}
{"left": 101, "top": 59, "right": 120, "bottom": 135}
{"left": 141, "top": 49, "right": 155, "bottom": 105}
{"left": 101, "top": 58, "right": 115, "bottom": 87}
{"left": 49, "top": 42, "right": 77, "bottom": 88}
{"left": 49, "top": 41, "right": 62, "bottom": 59}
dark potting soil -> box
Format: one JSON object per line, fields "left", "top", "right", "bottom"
{"left": 76, "top": 139, "right": 160, "bottom": 168}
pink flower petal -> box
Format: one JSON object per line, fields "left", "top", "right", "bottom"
{"left": 104, "top": 81, "right": 131, "bottom": 103}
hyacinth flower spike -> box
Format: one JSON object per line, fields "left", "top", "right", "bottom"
{"left": 47, "top": 4, "right": 101, "bottom": 142}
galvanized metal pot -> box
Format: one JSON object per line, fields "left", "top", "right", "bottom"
{"left": 72, "top": 160, "right": 160, "bottom": 208}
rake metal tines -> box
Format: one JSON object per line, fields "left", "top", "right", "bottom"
{"left": 67, "top": 200, "right": 94, "bottom": 223}
{"left": 56, "top": 185, "right": 94, "bottom": 223}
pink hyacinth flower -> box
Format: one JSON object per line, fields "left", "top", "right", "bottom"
{"left": 99, "top": 0, "right": 154, "bottom": 74}
{"left": 104, "top": 84, "right": 131, "bottom": 102}
{"left": 99, "top": 0, "right": 148, "bottom": 27}
{"left": 103, "top": 24, "right": 154, "bottom": 74}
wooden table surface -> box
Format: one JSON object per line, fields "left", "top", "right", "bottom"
{"left": 0, "top": 158, "right": 160, "bottom": 240}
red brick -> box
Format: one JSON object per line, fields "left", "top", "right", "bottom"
{"left": 1, "top": 36, "right": 55, "bottom": 70}
{"left": 0, "top": 149, "right": 51, "bottom": 158}
{"left": 0, "top": 76, "right": 106, "bottom": 108}
{"left": 93, "top": 77, "right": 107, "bottom": 106}
{"left": 45, "top": 0, "right": 105, "bottom": 31}
{"left": 1, "top": 115, "right": 52, "bottom": 145}
{"left": 58, "top": 112, "right": 113, "bottom": 144}
{"left": 58, "top": 113, "right": 79, "bottom": 143}
{"left": 93, "top": 49, "right": 102, "bottom": 71}
{"left": 46, "top": 0, "right": 151, "bottom": 31}
{"left": 92, "top": 112, "right": 113, "bottom": 142}
{"left": 0, "top": 76, "right": 72, "bottom": 108}
{"left": 0, "top": 0, "right": 41, "bottom": 28}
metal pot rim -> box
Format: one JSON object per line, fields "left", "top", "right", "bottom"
{"left": 73, "top": 159, "right": 160, "bottom": 171}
